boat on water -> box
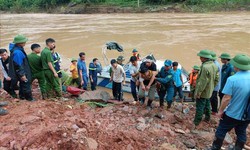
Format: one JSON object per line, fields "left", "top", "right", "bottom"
{"left": 97, "top": 42, "right": 192, "bottom": 101}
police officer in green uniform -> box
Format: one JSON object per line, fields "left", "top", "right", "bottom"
{"left": 41, "top": 38, "right": 61, "bottom": 98}
{"left": 194, "top": 50, "right": 219, "bottom": 127}
{"left": 27, "top": 44, "right": 47, "bottom": 99}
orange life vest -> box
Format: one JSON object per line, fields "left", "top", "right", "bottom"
{"left": 189, "top": 71, "right": 198, "bottom": 87}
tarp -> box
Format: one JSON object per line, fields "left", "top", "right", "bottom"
{"left": 106, "top": 42, "right": 123, "bottom": 52}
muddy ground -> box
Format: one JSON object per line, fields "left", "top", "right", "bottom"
{"left": 0, "top": 86, "right": 250, "bottom": 150}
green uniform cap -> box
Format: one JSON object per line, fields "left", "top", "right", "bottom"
{"left": 193, "top": 65, "right": 200, "bottom": 70}
{"left": 13, "top": 34, "right": 28, "bottom": 44}
{"left": 117, "top": 55, "right": 125, "bottom": 61}
{"left": 210, "top": 51, "right": 217, "bottom": 60}
{"left": 219, "top": 53, "right": 231, "bottom": 59}
{"left": 71, "top": 58, "right": 77, "bottom": 62}
{"left": 197, "top": 49, "right": 212, "bottom": 59}
{"left": 230, "top": 54, "right": 250, "bottom": 71}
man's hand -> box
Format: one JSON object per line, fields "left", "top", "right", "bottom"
{"left": 91, "top": 79, "right": 93, "bottom": 83}
{"left": 109, "top": 78, "right": 113, "bottom": 82}
{"left": 21, "top": 76, "right": 27, "bottom": 82}
{"left": 6, "top": 77, "right": 11, "bottom": 81}
{"left": 195, "top": 94, "right": 200, "bottom": 99}
{"left": 146, "top": 85, "right": 151, "bottom": 91}
{"left": 54, "top": 72, "right": 58, "bottom": 78}
{"left": 122, "top": 81, "right": 126, "bottom": 85}
{"left": 81, "top": 80, "right": 84, "bottom": 86}
{"left": 217, "top": 110, "right": 224, "bottom": 119}
{"left": 141, "top": 85, "right": 146, "bottom": 91}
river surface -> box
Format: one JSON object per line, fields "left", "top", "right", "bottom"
{"left": 0, "top": 13, "right": 250, "bottom": 70}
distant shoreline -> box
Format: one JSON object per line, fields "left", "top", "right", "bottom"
{"left": 1, "top": 3, "right": 249, "bottom": 14}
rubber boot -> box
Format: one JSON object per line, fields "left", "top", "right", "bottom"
{"left": 207, "top": 137, "right": 224, "bottom": 150}
{"left": 25, "top": 93, "right": 35, "bottom": 101}
{"left": 234, "top": 141, "right": 245, "bottom": 150}
{"left": 139, "top": 97, "right": 145, "bottom": 105}
{"left": 147, "top": 99, "right": 153, "bottom": 110}
{"left": 159, "top": 99, "right": 164, "bottom": 107}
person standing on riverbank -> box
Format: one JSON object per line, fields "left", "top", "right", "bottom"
{"left": 110, "top": 59, "right": 126, "bottom": 101}
{"left": 156, "top": 60, "right": 175, "bottom": 109}
{"left": 41, "top": 38, "right": 62, "bottom": 98}
{"left": 8, "top": 34, "right": 34, "bottom": 101}
{"left": 208, "top": 54, "right": 250, "bottom": 150}
{"left": 172, "top": 61, "right": 184, "bottom": 104}
{"left": 132, "top": 49, "right": 141, "bottom": 61}
{"left": 89, "top": 58, "right": 99, "bottom": 91}
{"left": 78, "top": 52, "right": 88, "bottom": 90}
{"left": 129, "top": 56, "right": 140, "bottom": 102}
{"left": 219, "top": 53, "right": 235, "bottom": 102}
{"left": 210, "top": 51, "right": 221, "bottom": 115}
{"left": 27, "top": 44, "right": 47, "bottom": 99}
{"left": 189, "top": 65, "right": 200, "bottom": 101}
{"left": 70, "top": 58, "right": 81, "bottom": 88}
{"left": 0, "top": 48, "right": 17, "bottom": 98}
{"left": 194, "top": 50, "right": 219, "bottom": 128}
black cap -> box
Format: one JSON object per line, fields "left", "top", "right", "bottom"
{"left": 139, "top": 66, "right": 148, "bottom": 73}
{"left": 110, "top": 59, "right": 117, "bottom": 64}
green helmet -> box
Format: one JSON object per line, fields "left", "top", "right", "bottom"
{"left": 71, "top": 58, "right": 77, "bottom": 62}
{"left": 210, "top": 51, "right": 217, "bottom": 60}
{"left": 219, "top": 53, "right": 231, "bottom": 59}
{"left": 13, "top": 34, "right": 28, "bottom": 44}
{"left": 117, "top": 55, "right": 125, "bottom": 61}
{"left": 230, "top": 54, "right": 250, "bottom": 71}
{"left": 193, "top": 65, "right": 200, "bottom": 70}
{"left": 197, "top": 49, "right": 212, "bottom": 59}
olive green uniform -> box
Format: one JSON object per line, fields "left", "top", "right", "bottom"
{"left": 194, "top": 60, "right": 219, "bottom": 125}
{"left": 41, "top": 47, "right": 61, "bottom": 98}
{"left": 27, "top": 53, "right": 47, "bottom": 98}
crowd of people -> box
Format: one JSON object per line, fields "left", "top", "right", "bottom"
{"left": 0, "top": 34, "right": 250, "bottom": 150}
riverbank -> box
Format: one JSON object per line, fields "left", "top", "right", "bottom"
{"left": 1, "top": 1, "right": 250, "bottom": 14}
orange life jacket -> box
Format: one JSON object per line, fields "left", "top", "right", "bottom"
{"left": 189, "top": 71, "right": 198, "bottom": 87}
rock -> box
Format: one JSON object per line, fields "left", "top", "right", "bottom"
{"left": 136, "top": 123, "right": 148, "bottom": 131}
{"left": 224, "top": 133, "right": 233, "bottom": 144}
{"left": 79, "top": 90, "right": 110, "bottom": 102}
{"left": 106, "top": 124, "right": 116, "bottom": 130}
{"left": 86, "top": 137, "right": 98, "bottom": 150}
{"left": 64, "top": 111, "right": 74, "bottom": 117}
{"left": 183, "top": 139, "right": 196, "bottom": 148}
{"left": 72, "top": 134, "right": 78, "bottom": 140}
{"left": 174, "top": 129, "right": 185, "bottom": 134}
{"left": 20, "top": 115, "right": 40, "bottom": 124}
{"left": 174, "top": 113, "right": 183, "bottom": 122}
{"left": 72, "top": 124, "right": 80, "bottom": 131}
{"left": 137, "top": 117, "right": 146, "bottom": 123}
{"left": 122, "top": 106, "right": 129, "bottom": 112}
{"left": 198, "top": 131, "right": 214, "bottom": 141}
{"left": 0, "top": 147, "right": 8, "bottom": 150}
{"left": 62, "top": 133, "right": 67, "bottom": 138}
{"left": 76, "top": 128, "right": 87, "bottom": 133}
{"left": 162, "top": 127, "right": 176, "bottom": 137}
{"left": 160, "top": 143, "right": 178, "bottom": 150}
{"left": 126, "top": 143, "right": 134, "bottom": 150}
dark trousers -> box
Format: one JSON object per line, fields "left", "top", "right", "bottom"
{"left": 193, "top": 98, "right": 211, "bottom": 126}
{"left": 3, "top": 79, "right": 17, "bottom": 98}
{"left": 130, "top": 80, "right": 138, "bottom": 101}
{"left": 90, "top": 77, "right": 97, "bottom": 91}
{"left": 71, "top": 77, "right": 81, "bottom": 88}
{"left": 158, "top": 89, "right": 166, "bottom": 106}
{"left": 174, "top": 85, "right": 184, "bottom": 99}
{"left": 215, "top": 114, "right": 250, "bottom": 143}
{"left": 19, "top": 80, "right": 33, "bottom": 100}
{"left": 210, "top": 91, "right": 218, "bottom": 113}
{"left": 112, "top": 81, "right": 122, "bottom": 101}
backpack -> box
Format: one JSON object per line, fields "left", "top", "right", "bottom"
{"left": 242, "top": 96, "right": 250, "bottom": 121}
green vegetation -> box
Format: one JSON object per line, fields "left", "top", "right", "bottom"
{"left": 0, "top": 0, "right": 249, "bottom": 13}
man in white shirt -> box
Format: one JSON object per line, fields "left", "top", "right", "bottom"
{"left": 129, "top": 56, "right": 140, "bottom": 102}
{"left": 110, "top": 59, "right": 126, "bottom": 101}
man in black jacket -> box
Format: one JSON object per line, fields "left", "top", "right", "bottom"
{"left": 8, "top": 34, "right": 34, "bottom": 101}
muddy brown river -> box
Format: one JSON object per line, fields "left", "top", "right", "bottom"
{"left": 0, "top": 13, "right": 250, "bottom": 70}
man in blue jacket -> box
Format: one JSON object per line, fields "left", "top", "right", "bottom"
{"left": 156, "top": 60, "right": 175, "bottom": 109}
{"left": 8, "top": 34, "right": 34, "bottom": 101}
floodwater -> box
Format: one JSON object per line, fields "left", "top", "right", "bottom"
{"left": 0, "top": 13, "right": 250, "bottom": 70}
